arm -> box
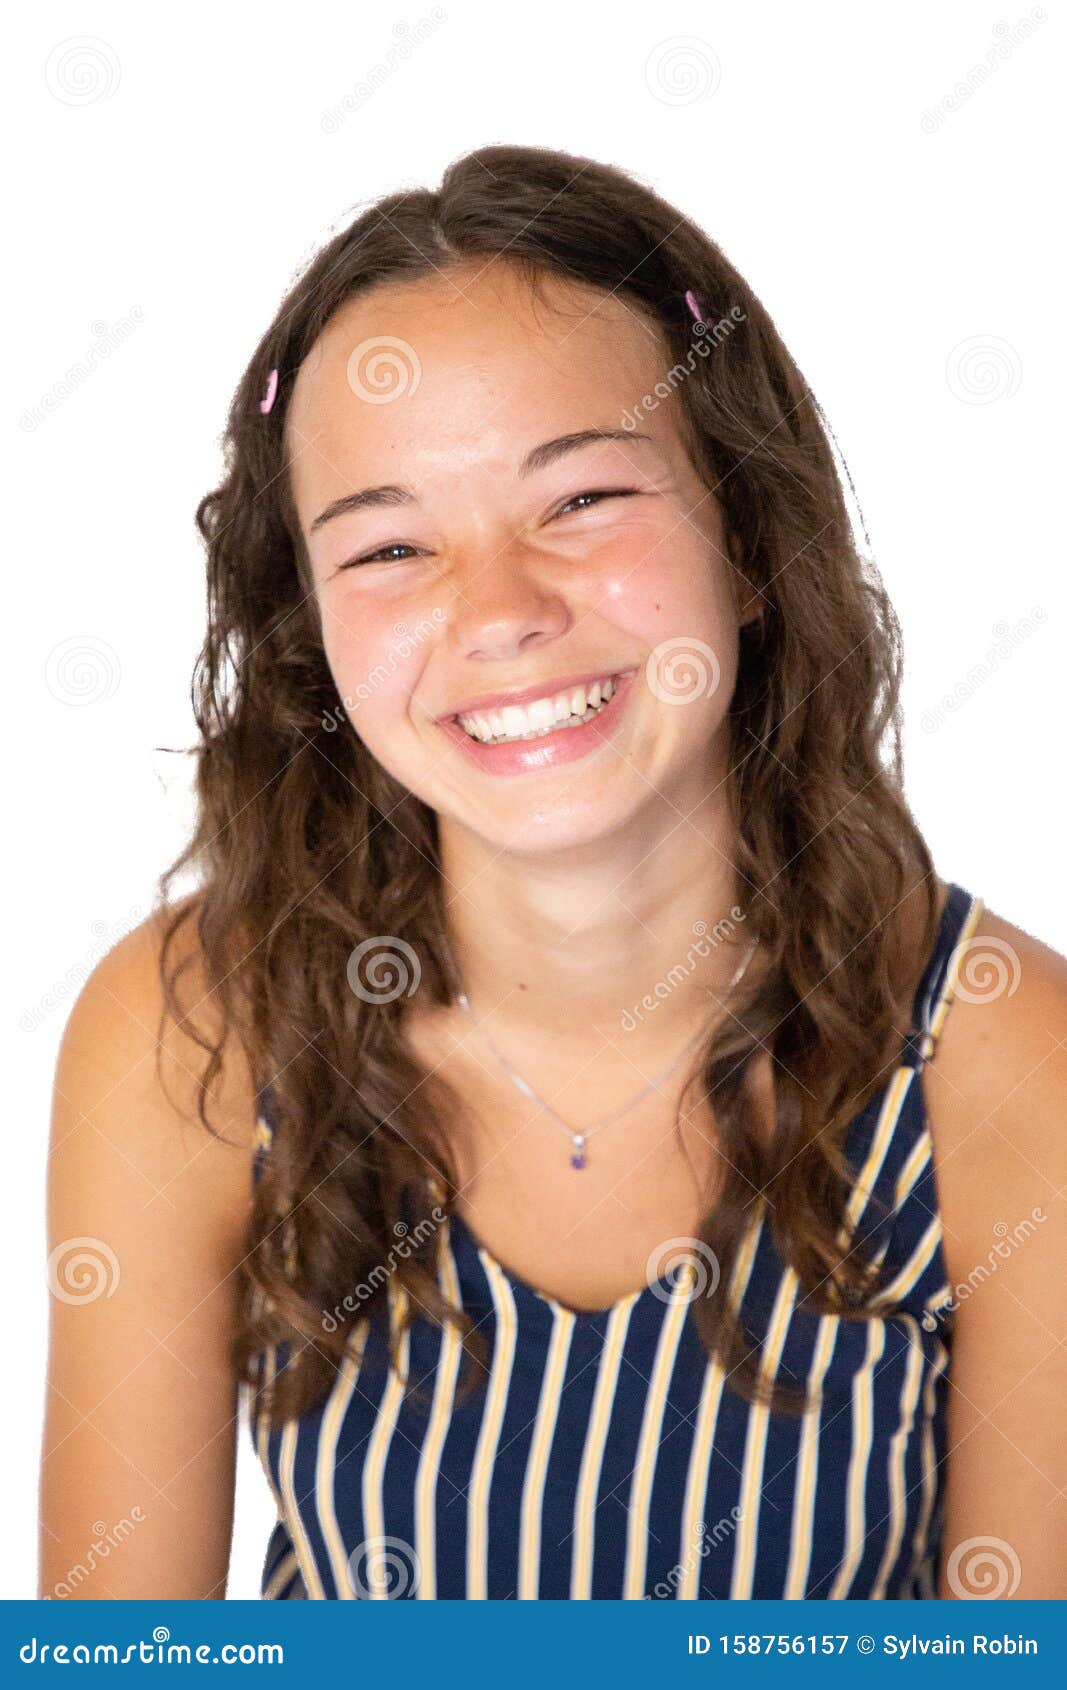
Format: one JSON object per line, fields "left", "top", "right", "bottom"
{"left": 924, "top": 906, "right": 1067, "bottom": 1599}
{"left": 38, "top": 907, "right": 260, "bottom": 1600}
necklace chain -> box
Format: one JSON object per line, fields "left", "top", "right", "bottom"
{"left": 448, "top": 930, "right": 758, "bottom": 1170}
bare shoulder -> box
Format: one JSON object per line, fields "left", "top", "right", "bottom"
{"left": 54, "top": 895, "right": 260, "bottom": 1199}
{"left": 921, "top": 896, "right": 1067, "bottom": 1597}
{"left": 924, "top": 899, "right": 1067, "bottom": 1193}
{"left": 41, "top": 897, "right": 260, "bottom": 1599}
{"left": 51, "top": 880, "right": 261, "bottom": 1199}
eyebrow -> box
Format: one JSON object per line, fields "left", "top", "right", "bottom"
{"left": 308, "top": 428, "right": 659, "bottom": 535}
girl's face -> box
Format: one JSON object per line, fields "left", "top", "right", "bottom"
{"left": 285, "top": 262, "right": 753, "bottom": 854}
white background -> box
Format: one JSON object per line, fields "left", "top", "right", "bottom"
{"left": 7, "top": 0, "right": 1063, "bottom": 1599}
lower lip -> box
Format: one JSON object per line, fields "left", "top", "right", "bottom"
{"left": 436, "top": 669, "right": 639, "bottom": 776}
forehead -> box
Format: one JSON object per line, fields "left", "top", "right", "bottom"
{"left": 284, "top": 263, "right": 681, "bottom": 514}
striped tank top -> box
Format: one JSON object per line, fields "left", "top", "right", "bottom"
{"left": 248, "top": 881, "right": 984, "bottom": 1600}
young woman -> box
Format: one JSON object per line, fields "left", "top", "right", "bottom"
{"left": 40, "top": 143, "right": 1066, "bottom": 1601}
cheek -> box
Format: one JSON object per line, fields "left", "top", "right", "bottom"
{"left": 320, "top": 608, "right": 421, "bottom": 744}
{"left": 594, "top": 542, "right": 740, "bottom": 720}
{"left": 594, "top": 549, "right": 736, "bottom": 651}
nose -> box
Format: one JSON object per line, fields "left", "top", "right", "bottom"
{"left": 443, "top": 541, "right": 571, "bottom": 663}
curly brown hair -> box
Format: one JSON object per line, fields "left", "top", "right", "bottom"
{"left": 155, "top": 142, "right": 940, "bottom": 1428}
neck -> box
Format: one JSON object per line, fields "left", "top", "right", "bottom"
{"left": 435, "top": 788, "right": 752, "bottom": 1053}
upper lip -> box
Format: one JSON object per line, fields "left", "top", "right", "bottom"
{"left": 437, "top": 667, "right": 636, "bottom": 723}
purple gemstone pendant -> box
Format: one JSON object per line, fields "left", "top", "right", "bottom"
{"left": 570, "top": 1152, "right": 587, "bottom": 1170}
{"left": 570, "top": 1134, "right": 587, "bottom": 1170}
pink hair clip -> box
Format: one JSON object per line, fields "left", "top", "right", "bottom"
{"left": 684, "top": 289, "right": 705, "bottom": 325}
{"left": 259, "top": 367, "right": 279, "bottom": 415}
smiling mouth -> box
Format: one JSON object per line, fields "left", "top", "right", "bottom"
{"left": 450, "top": 671, "right": 631, "bottom": 746}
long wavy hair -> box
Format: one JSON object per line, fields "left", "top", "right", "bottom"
{"left": 156, "top": 142, "right": 939, "bottom": 1427}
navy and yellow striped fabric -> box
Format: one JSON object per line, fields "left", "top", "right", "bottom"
{"left": 249, "top": 882, "right": 984, "bottom": 1599}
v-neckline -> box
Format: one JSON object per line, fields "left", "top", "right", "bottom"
{"left": 422, "top": 885, "right": 967, "bottom": 1325}
{"left": 442, "top": 1203, "right": 695, "bottom": 1322}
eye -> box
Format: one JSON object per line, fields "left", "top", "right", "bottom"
{"left": 554, "top": 487, "right": 640, "bottom": 519}
{"left": 338, "top": 541, "right": 428, "bottom": 570}
{"left": 336, "top": 487, "right": 641, "bottom": 572}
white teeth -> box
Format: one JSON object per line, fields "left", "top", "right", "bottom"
{"left": 500, "top": 704, "right": 528, "bottom": 737}
{"left": 456, "top": 673, "right": 622, "bottom": 745}
{"left": 526, "top": 695, "right": 557, "bottom": 733}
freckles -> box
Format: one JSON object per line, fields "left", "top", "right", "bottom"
{"left": 605, "top": 580, "right": 676, "bottom": 635}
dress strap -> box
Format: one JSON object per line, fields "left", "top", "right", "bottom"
{"left": 251, "top": 1083, "right": 299, "bottom": 1280}
{"left": 253, "top": 1082, "right": 276, "bottom": 1185}
{"left": 903, "top": 882, "right": 986, "bottom": 1072}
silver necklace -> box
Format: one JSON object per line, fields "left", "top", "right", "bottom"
{"left": 449, "top": 934, "right": 758, "bottom": 1170}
